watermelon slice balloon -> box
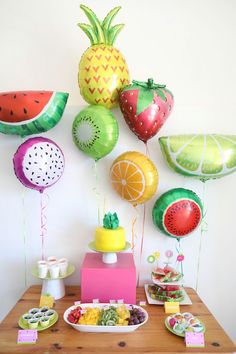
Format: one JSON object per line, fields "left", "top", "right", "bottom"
{"left": 152, "top": 188, "right": 203, "bottom": 239}
{"left": 0, "top": 91, "right": 69, "bottom": 136}
{"left": 159, "top": 134, "right": 236, "bottom": 181}
{"left": 13, "top": 137, "right": 65, "bottom": 193}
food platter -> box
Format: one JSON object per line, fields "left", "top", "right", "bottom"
{"left": 18, "top": 312, "right": 58, "bottom": 331}
{"left": 144, "top": 284, "right": 192, "bottom": 305}
{"left": 63, "top": 303, "right": 148, "bottom": 333}
{"left": 165, "top": 313, "right": 205, "bottom": 337}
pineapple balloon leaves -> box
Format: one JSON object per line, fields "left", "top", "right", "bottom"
{"left": 78, "top": 4, "right": 130, "bottom": 109}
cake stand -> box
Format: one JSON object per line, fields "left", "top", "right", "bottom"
{"left": 32, "top": 264, "right": 75, "bottom": 300}
{"left": 88, "top": 242, "right": 131, "bottom": 264}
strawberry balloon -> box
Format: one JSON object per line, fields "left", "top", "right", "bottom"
{"left": 119, "top": 78, "right": 174, "bottom": 143}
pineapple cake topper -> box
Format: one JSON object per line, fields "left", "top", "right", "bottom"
{"left": 78, "top": 4, "right": 130, "bottom": 108}
{"left": 103, "top": 212, "right": 119, "bottom": 230}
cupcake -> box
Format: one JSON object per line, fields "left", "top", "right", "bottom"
{"left": 29, "top": 308, "right": 40, "bottom": 315}
{"left": 34, "top": 312, "right": 43, "bottom": 319}
{"left": 189, "top": 317, "right": 200, "bottom": 325}
{"left": 28, "top": 318, "right": 39, "bottom": 329}
{"left": 191, "top": 323, "right": 204, "bottom": 332}
{"left": 40, "top": 306, "right": 49, "bottom": 314}
{"left": 183, "top": 312, "right": 194, "bottom": 321}
{"left": 40, "top": 316, "right": 50, "bottom": 328}
{"left": 45, "top": 309, "right": 56, "bottom": 321}
{"left": 173, "top": 323, "right": 185, "bottom": 335}
{"left": 22, "top": 313, "right": 33, "bottom": 325}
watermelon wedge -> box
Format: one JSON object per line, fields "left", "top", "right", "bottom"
{"left": 0, "top": 91, "right": 69, "bottom": 136}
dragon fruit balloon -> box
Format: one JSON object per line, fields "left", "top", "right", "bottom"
{"left": 119, "top": 78, "right": 174, "bottom": 143}
{"left": 13, "top": 137, "right": 65, "bottom": 193}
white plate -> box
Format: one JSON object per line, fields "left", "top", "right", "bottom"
{"left": 63, "top": 303, "right": 148, "bottom": 333}
{"left": 144, "top": 284, "right": 192, "bottom": 305}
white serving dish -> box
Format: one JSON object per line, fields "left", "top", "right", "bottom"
{"left": 63, "top": 303, "right": 148, "bottom": 333}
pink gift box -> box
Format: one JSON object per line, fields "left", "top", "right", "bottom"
{"left": 81, "top": 253, "right": 136, "bottom": 304}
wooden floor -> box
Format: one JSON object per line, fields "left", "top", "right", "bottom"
{"left": 0, "top": 285, "right": 235, "bottom": 354}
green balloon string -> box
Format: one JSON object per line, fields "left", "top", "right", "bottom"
{"left": 196, "top": 182, "right": 207, "bottom": 292}
{"left": 93, "top": 160, "right": 101, "bottom": 225}
{"left": 176, "top": 239, "right": 184, "bottom": 276}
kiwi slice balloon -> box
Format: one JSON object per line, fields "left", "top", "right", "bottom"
{"left": 72, "top": 105, "right": 119, "bottom": 160}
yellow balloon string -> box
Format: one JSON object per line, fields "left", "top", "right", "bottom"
{"left": 138, "top": 203, "right": 146, "bottom": 286}
{"left": 22, "top": 189, "right": 28, "bottom": 288}
{"left": 196, "top": 181, "right": 207, "bottom": 292}
{"left": 131, "top": 216, "right": 137, "bottom": 252}
{"left": 131, "top": 205, "right": 139, "bottom": 252}
{"left": 93, "top": 160, "right": 101, "bottom": 225}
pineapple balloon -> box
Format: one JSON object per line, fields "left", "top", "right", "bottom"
{"left": 78, "top": 5, "right": 130, "bottom": 109}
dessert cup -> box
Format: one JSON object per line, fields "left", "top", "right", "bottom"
{"left": 38, "top": 263, "right": 48, "bottom": 278}
{"left": 29, "top": 308, "right": 40, "bottom": 315}
{"left": 49, "top": 264, "right": 60, "bottom": 279}
{"left": 22, "top": 313, "right": 33, "bottom": 325}
{"left": 40, "top": 316, "right": 50, "bottom": 327}
{"left": 45, "top": 309, "right": 56, "bottom": 321}
{"left": 40, "top": 306, "right": 49, "bottom": 314}
{"left": 28, "top": 318, "right": 39, "bottom": 329}
{"left": 34, "top": 312, "right": 43, "bottom": 319}
{"left": 58, "top": 259, "right": 68, "bottom": 276}
{"left": 47, "top": 256, "right": 57, "bottom": 262}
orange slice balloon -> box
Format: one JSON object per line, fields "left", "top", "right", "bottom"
{"left": 110, "top": 151, "right": 158, "bottom": 205}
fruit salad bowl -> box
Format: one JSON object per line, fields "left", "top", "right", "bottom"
{"left": 63, "top": 303, "right": 148, "bottom": 333}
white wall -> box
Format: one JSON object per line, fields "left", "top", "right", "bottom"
{"left": 0, "top": 0, "right": 236, "bottom": 343}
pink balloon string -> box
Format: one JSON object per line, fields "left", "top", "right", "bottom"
{"left": 40, "top": 192, "right": 49, "bottom": 260}
{"left": 138, "top": 204, "right": 146, "bottom": 286}
{"left": 175, "top": 239, "right": 184, "bottom": 276}
{"left": 22, "top": 190, "right": 28, "bottom": 288}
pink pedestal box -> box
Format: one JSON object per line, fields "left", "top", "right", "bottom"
{"left": 81, "top": 252, "right": 136, "bottom": 304}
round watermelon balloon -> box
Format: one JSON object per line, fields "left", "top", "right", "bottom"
{"left": 13, "top": 137, "right": 65, "bottom": 193}
{"left": 0, "top": 91, "right": 69, "bottom": 137}
{"left": 152, "top": 188, "right": 203, "bottom": 239}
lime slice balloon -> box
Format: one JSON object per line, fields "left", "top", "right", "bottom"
{"left": 159, "top": 134, "right": 236, "bottom": 181}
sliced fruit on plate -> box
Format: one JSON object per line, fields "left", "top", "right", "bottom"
{"left": 152, "top": 266, "right": 182, "bottom": 283}
{"left": 148, "top": 284, "right": 184, "bottom": 302}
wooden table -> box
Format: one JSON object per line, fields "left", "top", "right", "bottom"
{"left": 0, "top": 286, "right": 235, "bottom": 354}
